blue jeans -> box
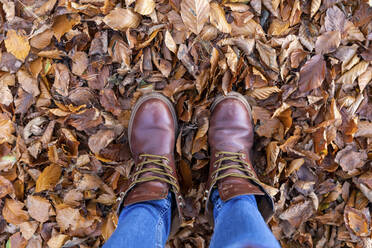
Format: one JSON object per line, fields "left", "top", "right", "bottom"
{"left": 104, "top": 190, "right": 280, "bottom": 248}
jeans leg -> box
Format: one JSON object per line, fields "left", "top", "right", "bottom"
{"left": 209, "top": 189, "right": 280, "bottom": 248}
{"left": 103, "top": 193, "right": 173, "bottom": 248}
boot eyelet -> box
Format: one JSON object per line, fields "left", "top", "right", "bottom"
{"left": 241, "top": 154, "right": 246, "bottom": 159}
{"left": 215, "top": 153, "right": 219, "bottom": 158}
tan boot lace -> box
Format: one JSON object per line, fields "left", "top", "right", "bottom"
{"left": 210, "top": 151, "right": 261, "bottom": 187}
{"left": 129, "top": 154, "right": 180, "bottom": 192}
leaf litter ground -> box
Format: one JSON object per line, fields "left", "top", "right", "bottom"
{"left": 0, "top": 0, "right": 371, "bottom": 247}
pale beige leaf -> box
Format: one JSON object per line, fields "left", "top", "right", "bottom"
{"left": 37, "top": 49, "right": 65, "bottom": 59}
{"left": 272, "top": 102, "right": 290, "bottom": 118}
{"left": 164, "top": 30, "right": 177, "bottom": 54}
{"left": 210, "top": 2, "right": 231, "bottom": 33}
{"left": 358, "top": 66, "right": 371, "bottom": 92}
{"left": 26, "top": 195, "right": 51, "bottom": 223}
{"left": 4, "top": 30, "right": 30, "bottom": 62}
{"left": 103, "top": 8, "right": 141, "bottom": 30}
{"left": 256, "top": 40, "right": 279, "bottom": 72}
{"left": 0, "top": 114, "right": 15, "bottom": 144}
{"left": 226, "top": 46, "right": 238, "bottom": 73}
{"left": 180, "top": 0, "right": 210, "bottom": 34}
{"left": 134, "top": 0, "right": 155, "bottom": 15}
{"left": 315, "top": 31, "right": 341, "bottom": 54}
{"left": 310, "top": 0, "right": 321, "bottom": 18}
{"left": 19, "top": 221, "right": 38, "bottom": 240}
{"left": 249, "top": 86, "right": 281, "bottom": 100}
{"left": 355, "top": 121, "right": 372, "bottom": 138}
{"left": 0, "top": 85, "right": 13, "bottom": 106}
{"left": 47, "top": 233, "right": 69, "bottom": 248}
{"left": 88, "top": 129, "right": 116, "bottom": 154}
{"left": 35, "top": 164, "right": 62, "bottom": 192}
{"left": 336, "top": 61, "right": 368, "bottom": 84}
{"left": 53, "top": 63, "right": 70, "bottom": 97}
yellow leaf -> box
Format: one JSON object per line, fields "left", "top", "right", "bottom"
{"left": 4, "top": 30, "right": 30, "bottom": 62}
{"left": 35, "top": 164, "right": 62, "bottom": 192}
{"left": 52, "top": 14, "right": 80, "bottom": 41}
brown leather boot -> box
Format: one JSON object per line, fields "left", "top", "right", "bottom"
{"left": 205, "top": 92, "right": 274, "bottom": 222}
{"left": 117, "top": 93, "right": 185, "bottom": 223}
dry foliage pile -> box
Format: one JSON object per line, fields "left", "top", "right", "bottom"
{"left": 0, "top": 0, "right": 371, "bottom": 247}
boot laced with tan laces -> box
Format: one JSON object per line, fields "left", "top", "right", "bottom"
{"left": 117, "top": 93, "right": 185, "bottom": 225}
{"left": 205, "top": 92, "right": 275, "bottom": 223}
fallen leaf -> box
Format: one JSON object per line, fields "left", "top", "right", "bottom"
{"left": 310, "top": 0, "right": 321, "bottom": 18}
{"left": 4, "top": 30, "right": 30, "bottom": 62}
{"left": 164, "top": 30, "right": 178, "bottom": 54}
{"left": 47, "top": 233, "right": 69, "bottom": 248}
{"left": 210, "top": 2, "right": 231, "bottom": 33}
{"left": 30, "top": 29, "right": 54, "bottom": 50}
{"left": 344, "top": 206, "right": 370, "bottom": 237}
{"left": 52, "top": 14, "right": 80, "bottom": 41}
{"left": 26, "top": 195, "right": 51, "bottom": 223}
{"left": 336, "top": 61, "right": 368, "bottom": 85}
{"left": 0, "top": 175, "right": 14, "bottom": 198}
{"left": 298, "top": 54, "right": 326, "bottom": 92}
{"left": 35, "top": 164, "right": 62, "bottom": 192}
{"left": 225, "top": 46, "right": 238, "bottom": 73}
{"left": 285, "top": 158, "right": 305, "bottom": 177}
{"left": 17, "top": 70, "right": 40, "bottom": 97}
{"left": 3, "top": 198, "right": 29, "bottom": 225}
{"left": 325, "top": 5, "right": 345, "bottom": 32}
{"left": 249, "top": 86, "right": 281, "bottom": 100}
{"left": 8, "top": 232, "right": 27, "bottom": 248}
{"left": 315, "top": 31, "right": 341, "bottom": 54}
{"left": 180, "top": 0, "right": 210, "bottom": 34}
{"left": 20, "top": 221, "right": 38, "bottom": 240}
{"left": 335, "top": 145, "right": 367, "bottom": 173}
{"left": 256, "top": 40, "right": 279, "bottom": 72}
{"left": 88, "top": 129, "right": 116, "bottom": 154}
{"left": 53, "top": 63, "right": 70, "bottom": 97}
{"left": 103, "top": 8, "right": 141, "bottom": 30}
{"left": 265, "top": 141, "right": 280, "bottom": 174}
{"left": 71, "top": 52, "right": 88, "bottom": 76}
{"left": 134, "top": 0, "right": 155, "bottom": 15}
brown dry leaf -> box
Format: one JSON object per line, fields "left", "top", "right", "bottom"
{"left": 249, "top": 86, "right": 281, "bottom": 100}
{"left": 30, "top": 29, "right": 54, "bottom": 50}
{"left": 315, "top": 31, "right": 341, "bottom": 54}
{"left": 279, "top": 200, "right": 314, "bottom": 227}
{"left": 256, "top": 40, "right": 279, "bottom": 72}
{"left": 355, "top": 121, "right": 372, "bottom": 138}
{"left": 17, "top": 70, "right": 40, "bottom": 97}
{"left": 26, "top": 195, "right": 51, "bottom": 223}
{"left": 0, "top": 84, "right": 13, "bottom": 106}
{"left": 102, "top": 212, "right": 118, "bottom": 241}
{"left": 164, "top": 30, "right": 177, "bottom": 54}
{"left": 103, "top": 8, "right": 141, "bottom": 30}
{"left": 336, "top": 61, "right": 368, "bottom": 85}
{"left": 226, "top": 46, "right": 238, "bottom": 73}
{"left": 268, "top": 19, "right": 290, "bottom": 36}
{"left": 210, "top": 2, "right": 231, "bottom": 33}
{"left": 47, "top": 233, "right": 69, "bottom": 248}
{"left": 285, "top": 158, "right": 305, "bottom": 177}
{"left": 0, "top": 175, "right": 14, "bottom": 198}
{"left": 37, "top": 49, "right": 65, "bottom": 59}
{"left": 335, "top": 145, "right": 367, "bottom": 173}
{"left": 310, "top": 0, "right": 321, "bottom": 18}
{"left": 52, "top": 14, "right": 80, "bottom": 41}
{"left": 88, "top": 129, "right": 116, "bottom": 154}
{"left": 53, "top": 63, "right": 70, "bottom": 97}
{"left": 35, "top": 164, "right": 62, "bottom": 192}
{"left": 298, "top": 54, "right": 326, "bottom": 92}
{"left": 34, "top": 0, "right": 57, "bottom": 15}
{"left": 71, "top": 52, "right": 88, "bottom": 76}
{"left": 265, "top": 141, "right": 280, "bottom": 174}
{"left": 180, "top": 0, "right": 210, "bottom": 34}
{"left": 325, "top": 5, "right": 345, "bottom": 32}
{"left": 358, "top": 66, "right": 371, "bottom": 93}
{"left": 344, "top": 206, "right": 370, "bottom": 237}
{"left": 3, "top": 198, "right": 29, "bottom": 225}
{"left": 134, "top": 0, "right": 155, "bottom": 15}
{"left": 4, "top": 30, "right": 30, "bottom": 62}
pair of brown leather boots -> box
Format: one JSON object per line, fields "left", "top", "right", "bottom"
{"left": 118, "top": 92, "right": 274, "bottom": 226}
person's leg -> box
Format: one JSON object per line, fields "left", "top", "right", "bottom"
{"left": 209, "top": 190, "right": 280, "bottom": 248}
{"left": 103, "top": 193, "right": 172, "bottom": 248}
